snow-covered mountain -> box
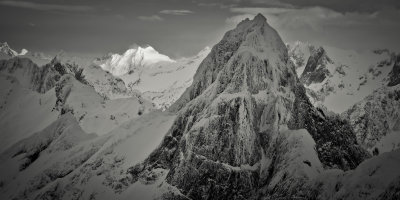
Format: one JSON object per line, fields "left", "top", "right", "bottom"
{"left": 96, "top": 46, "right": 175, "bottom": 76}
{"left": 1, "top": 14, "right": 400, "bottom": 200}
{"left": 95, "top": 46, "right": 210, "bottom": 109}
{"left": 0, "top": 57, "right": 154, "bottom": 153}
{"left": 288, "top": 41, "right": 397, "bottom": 113}
{"left": 288, "top": 41, "right": 400, "bottom": 154}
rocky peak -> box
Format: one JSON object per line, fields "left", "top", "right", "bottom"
{"left": 254, "top": 13, "right": 267, "bottom": 22}
{"left": 300, "top": 46, "right": 333, "bottom": 85}
{"left": 128, "top": 14, "right": 368, "bottom": 199}
{"left": 171, "top": 13, "right": 289, "bottom": 111}
{"left": 0, "top": 42, "right": 18, "bottom": 57}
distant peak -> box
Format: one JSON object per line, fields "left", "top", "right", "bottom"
{"left": 19, "top": 49, "right": 28, "bottom": 56}
{"left": 0, "top": 41, "right": 19, "bottom": 57}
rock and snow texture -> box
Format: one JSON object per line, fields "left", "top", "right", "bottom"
{"left": 127, "top": 14, "right": 367, "bottom": 199}
{"left": 0, "top": 111, "right": 176, "bottom": 200}
{"left": 95, "top": 46, "right": 210, "bottom": 109}
{"left": 52, "top": 74, "right": 154, "bottom": 135}
{"left": 343, "top": 85, "right": 400, "bottom": 153}
{"left": 82, "top": 64, "right": 139, "bottom": 100}
{"left": 0, "top": 57, "right": 154, "bottom": 152}
{"left": 288, "top": 41, "right": 398, "bottom": 113}
{"left": 311, "top": 149, "right": 400, "bottom": 200}
{"left": 0, "top": 42, "right": 19, "bottom": 58}
{"left": 288, "top": 42, "right": 400, "bottom": 156}
{"left": 0, "top": 73, "right": 59, "bottom": 153}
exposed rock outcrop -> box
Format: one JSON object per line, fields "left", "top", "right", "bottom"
{"left": 300, "top": 47, "right": 332, "bottom": 86}
{"left": 388, "top": 54, "right": 400, "bottom": 87}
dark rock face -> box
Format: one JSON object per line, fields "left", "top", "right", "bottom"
{"left": 388, "top": 54, "right": 400, "bottom": 87}
{"left": 288, "top": 83, "right": 370, "bottom": 170}
{"left": 127, "top": 15, "right": 369, "bottom": 199}
{"left": 300, "top": 47, "right": 332, "bottom": 86}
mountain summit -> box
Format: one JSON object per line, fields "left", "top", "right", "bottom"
{"left": 97, "top": 45, "right": 175, "bottom": 76}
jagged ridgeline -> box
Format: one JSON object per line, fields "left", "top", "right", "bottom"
{"left": 129, "top": 14, "right": 369, "bottom": 199}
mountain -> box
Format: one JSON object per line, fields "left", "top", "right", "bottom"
{"left": 96, "top": 46, "right": 175, "bottom": 76}
{"left": 288, "top": 42, "right": 400, "bottom": 154}
{"left": 95, "top": 46, "right": 210, "bottom": 109}
{"left": 128, "top": 14, "right": 368, "bottom": 199}
{"left": 0, "top": 57, "right": 154, "bottom": 153}
{"left": 1, "top": 14, "right": 400, "bottom": 200}
{"left": 287, "top": 41, "right": 396, "bottom": 113}
{"left": 0, "top": 42, "right": 19, "bottom": 58}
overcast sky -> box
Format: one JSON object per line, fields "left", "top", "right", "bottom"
{"left": 1, "top": 0, "right": 400, "bottom": 58}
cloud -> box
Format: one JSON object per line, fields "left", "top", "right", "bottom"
{"left": 0, "top": 0, "right": 94, "bottom": 12}
{"left": 228, "top": 6, "right": 378, "bottom": 30}
{"left": 197, "top": 2, "right": 236, "bottom": 9}
{"left": 138, "top": 15, "right": 164, "bottom": 22}
{"left": 226, "top": 6, "right": 400, "bottom": 51}
{"left": 159, "top": 10, "right": 194, "bottom": 15}
{"left": 196, "top": 0, "right": 400, "bottom": 13}
{"left": 277, "top": 0, "right": 400, "bottom": 13}
{"left": 195, "top": 0, "right": 293, "bottom": 9}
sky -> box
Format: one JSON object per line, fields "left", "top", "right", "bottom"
{"left": 1, "top": 0, "right": 400, "bottom": 59}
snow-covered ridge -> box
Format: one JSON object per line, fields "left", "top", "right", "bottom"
{"left": 0, "top": 56, "right": 155, "bottom": 152}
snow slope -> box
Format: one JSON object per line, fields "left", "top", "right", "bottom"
{"left": 82, "top": 65, "right": 136, "bottom": 99}
{"left": 0, "top": 74, "right": 59, "bottom": 153}
{"left": 53, "top": 74, "right": 154, "bottom": 135}
{"left": 0, "top": 111, "right": 176, "bottom": 200}
{"left": 312, "top": 149, "right": 400, "bottom": 200}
